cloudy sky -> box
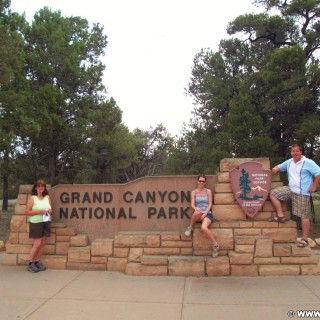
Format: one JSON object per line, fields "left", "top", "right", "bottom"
{"left": 10, "top": 0, "right": 261, "bottom": 135}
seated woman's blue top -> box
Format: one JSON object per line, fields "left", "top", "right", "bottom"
{"left": 195, "top": 189, "right": 211, "bottom": 213}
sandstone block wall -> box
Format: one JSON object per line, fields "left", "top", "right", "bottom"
{"left": 2, "top": 158, "right": 320, "bottom": 276}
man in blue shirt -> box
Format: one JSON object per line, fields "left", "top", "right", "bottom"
{"left": 270, "top": 145, "right": 320, "bottom": 247}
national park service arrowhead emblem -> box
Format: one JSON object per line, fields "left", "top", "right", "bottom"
{"left": 229, "top": 162, "right": 271, "bottom": 218}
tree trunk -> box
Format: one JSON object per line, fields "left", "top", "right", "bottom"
{"left": 2, "top": 149, "right": 9, "bottom": 211}
{"left": 48, "top": 152, "right": 56, "bottom": 186}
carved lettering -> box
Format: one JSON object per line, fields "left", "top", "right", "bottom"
{"left": 58, "top": 190, "right": 192, "bottom": 222}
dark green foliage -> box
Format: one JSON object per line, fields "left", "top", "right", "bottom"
{"left": 0, "top": 0, "right": 29, "bottom": 209}
{"left": 181, "top": 0, "right": 320, "bottom": 172}
{"left": 119, "top": 125, "right": 174, "bottom": 182}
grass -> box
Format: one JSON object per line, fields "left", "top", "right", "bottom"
{"left": 312, "top": 197, "right": 320, "bottom": 223}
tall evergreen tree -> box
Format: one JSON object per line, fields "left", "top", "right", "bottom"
{"left": 184, "top": 0, "right": 320, "bottom": 171}
{"left": 23, "top": 7, "right": 109, "bottom": 184}
{"left": 0, "top": 0, "right": 28, "bottom": 209}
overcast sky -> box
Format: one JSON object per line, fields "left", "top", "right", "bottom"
{"left": 10, "top": 0, "right": 261, "bottom": 135}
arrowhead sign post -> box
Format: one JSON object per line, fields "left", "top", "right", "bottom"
{"left": 229, "top": 161, "right": 271, "bottom": 218}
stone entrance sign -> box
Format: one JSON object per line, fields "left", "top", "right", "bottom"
{"left": 229, "top": 162, "right": 271, "bottom": 218}
{"left": 49, "top": 175, "right": 217, "bottom": 241}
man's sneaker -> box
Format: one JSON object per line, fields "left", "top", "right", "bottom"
{"left": 185, "top": 227, "right": 193, "bottom": 236}
{"left": 27, "top": 262, "right": 40, "bottom": 273}
{"left": 35, "top": 261, "right": 47, "bottom": 271}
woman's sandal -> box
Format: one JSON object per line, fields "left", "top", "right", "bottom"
{"left": 272, "top": 215, "right": 286, "bottom": 223}
{"left": 212, "top": 244, "right": 219, "bottom": 258}
{"left": 297, "top": 239, "right": 309, "bottom": 248}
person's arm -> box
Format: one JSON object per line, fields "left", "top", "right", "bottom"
{"left": 272, "top": 159, "right": 290, "bottom": 174}
{"left": 308, "top": 175, "right": 320, "bottom": 194}
{"left": 191, "top": 190, "right": 201, "bottom": 213}
{"left": 190, "top": 190, "right": 196, "bottom": 211}
{"left": 48, "top": 195, "right": 53, "bottom": 215}
{"left": 25, "top": 196, "right": 46, "bottom": 216}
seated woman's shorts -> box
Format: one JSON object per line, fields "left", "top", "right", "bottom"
{"left": 29, "top": 222, "right": 51, "bottom": 239}
{"left": 194, "top": 211, "right": 214, "bottom": 222}
{"left": 205, "top": 212, "right": 214, "bottom": 222}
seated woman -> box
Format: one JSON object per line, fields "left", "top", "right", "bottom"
{"left": 185, "top": 174, "right": 219, "bottom": 257}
